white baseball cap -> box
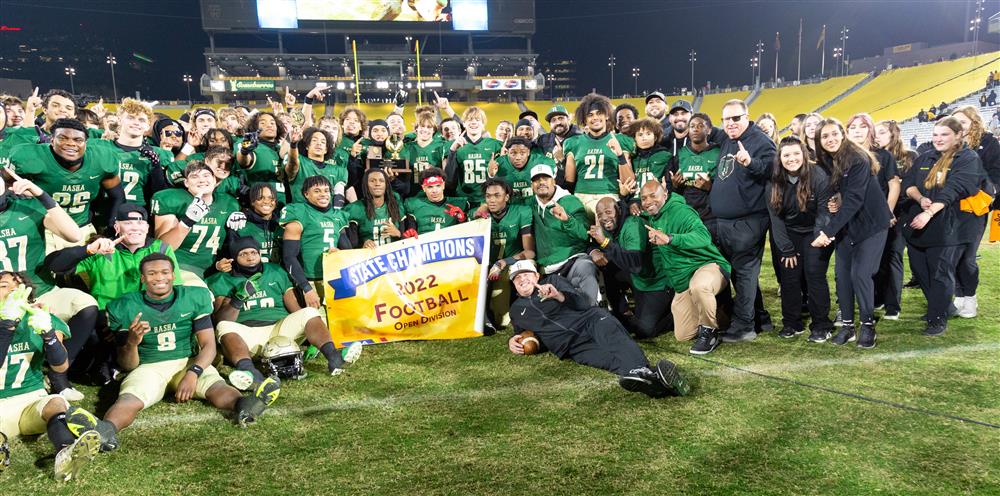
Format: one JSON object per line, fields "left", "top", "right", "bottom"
{"left": 508, "top": 260, "right": 538, "bottom": 280}
{"left": 529, "top": 164, "right": 556, "bottom": 180}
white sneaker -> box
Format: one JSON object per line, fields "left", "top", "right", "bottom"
{"left": 228, "top": 370, "right": 254, "bottom": 391}
{"left": 341, "top": 342, "right": 363, "bottom": 364}
{"left": 54, "top": 430, "right": 99, "bottom": 482}
{"left": 957, "top": 295, "right": 978, "bottom": 318}
{"left": 59, "top": 387, "right": 85, "bottom": 402}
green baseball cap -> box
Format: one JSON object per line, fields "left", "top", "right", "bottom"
{"left": 545, "top": 105, "right": 569, "bottom": 122}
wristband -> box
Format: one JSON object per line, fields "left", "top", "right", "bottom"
{"left": 304, "top": 96, "right": 317, "bottom": 105}
{"left": 180, "top": 143, "right": 196, "bottom": 156}
{"left": 617, "top": 154, "right": 627, "bottom": 165}
{"left": 502, "top": 257, "right": 516, "bottom": 267}
{"left": 180, "top": 215, "right": 197, "bottom": 229}
{"left": 38, "top": 192, "right": 58, "bottom": 210}
{"left": 188, "top": 364, "right": 204, "bottom": 377}
{"left": 599, "top": 238, "right": 610, "bottom": 249}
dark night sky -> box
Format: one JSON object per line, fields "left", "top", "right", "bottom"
{"left": 0, "top": 0, "right": 995, "bottom": 99}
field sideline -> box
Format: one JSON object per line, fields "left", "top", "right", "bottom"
{"left": 5, "top": 244, "right": 999, "bottom": 495}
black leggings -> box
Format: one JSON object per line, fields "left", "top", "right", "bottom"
{"left": 778, "top": 231, "right": 833, "bottom": 331}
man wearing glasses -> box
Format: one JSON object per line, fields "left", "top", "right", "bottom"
{"left": 709, "top": 100, "right": 775, "bottom": 344}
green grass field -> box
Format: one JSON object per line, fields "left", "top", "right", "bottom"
{"left": 6, "top": 244, "right": 1000, "bottom": 495}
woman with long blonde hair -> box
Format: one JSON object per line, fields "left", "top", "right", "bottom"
{"left": 947, "top": 105, "right": 1000, "bottom": 318}
{"left": 901, "top": 117, "right": 985, "bottom": 336}
{"left": 798, "top": 112, "right": 824, "bottom": 162}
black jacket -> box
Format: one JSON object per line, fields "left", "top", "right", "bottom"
{"left": 709, "top": 122, "right": 776, "bottom": 219}
{"left": 509, "top": 274, "right": 608, "bottom": 359}
{"left": 823, "top": 153, "right": 892, "bottom": 243}
{"left": 765, "top": 167, "right": 833, "bottom": 257}
{"left": 535, "top": 125, "right": 583, "bottom": 159}
{"left": 974, "top": 132, "right": 1000, "bottom": 209}
{"left": 901, "top": 148, "right": 982, "bottom": 247}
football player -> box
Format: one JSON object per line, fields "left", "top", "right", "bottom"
{"left": 445, "top": 107, "right": 504, "bottom": 208}
{"left": 207, "top": 237, "right": 362, "bottom": 386}
{"left": 102, "top": 253, "right": 275, "bottom": 438}
{"left": 237, "top": 111, "right": 288, "bottom": 190}
{"left": 403, "top": 167, "right": 469, "bottom": 235}
{"left": 285, "top": 127, "right": 348, "bottom": 206}
{"left": 345, "top": 167, "right": 407, "bottom": 248}
{"left": 280, "top": 176, "right": 353, "bottom": 309}
{"left": 0, "top": 274, "right": 108, "bottom": 481}
{"left": 152, "top": 161, "right": 239, "bottom": 287}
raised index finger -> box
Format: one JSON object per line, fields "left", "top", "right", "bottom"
{"left": 131, "top": 312, "right": 143, "bottom": 326}
{"left": 32, "top": 87, "right": 39, "bottom": 97}
{"left": 113, "top": 235, "right": 127, "bottom": 245}
{"left": 5, "top": 168, "right": 22, "bottom": 182}
{"left": 737, "top": 141, "right": 746, "bottom": 151}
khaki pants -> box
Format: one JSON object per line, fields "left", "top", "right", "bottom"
{"left": 119, "top": 357, "right": 225, "bottom": 409}
{"left": 45, "top": 223, "right": 97, "bottom": 255}
{"left": 0, "top": 389, "right": 67, "bottom": 438}
{"left": 36, "top": 287, "right": 98, "bottom": 323}
{"left": 488, "top": 270, "right": 513, "bottom": 329}
{"left": 217, "top": 307, "right": 322, "bottom": 356}
{"left": 671, "top": 263, "right": 728, "bottom": 341}
{"left": 179, "top": 270, "right": 209, "bottom": 289}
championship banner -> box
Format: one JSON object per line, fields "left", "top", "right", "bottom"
{"left": 322, "top": 219, "right": 491, "bottom": 347}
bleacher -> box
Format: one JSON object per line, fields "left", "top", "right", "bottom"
{"left": 898, "top": 89, "right": 1000, "bottom": 147}
{"left": 748, "top": 74, "right": 868, "bottom": 127}
{"left": 824, "top": 52, "right": 1000, "bottom": 123}
{"left": 696, "top": 91, "right": 751, "bottom": 122}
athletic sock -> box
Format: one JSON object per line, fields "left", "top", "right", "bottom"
{"left": 48, "top": 371, "right": 72, "bottom": 394}
{"left": 236, "top": 358, "right": 265, "bottom": 383}
{"left": 320, "top": 342, "right": 344, "bottom": 371}
{"left": 47, "top": 413, "right": 76, "bottom": 451}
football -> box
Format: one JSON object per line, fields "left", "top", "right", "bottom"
{"left": 520, "top": 331, "right": 540, "bottom": 355}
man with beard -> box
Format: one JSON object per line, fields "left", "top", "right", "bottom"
{"left": 9, "top": 118, "right": 124, "bottom": 252}
{"left": 1, "top": 90, "right": 104, "bottom": 159}
{"left": 473, "top": 178, "right": 534, "bottom": 331}
{"left": 587, "top": 197, "right": 672, "bottom": 339}
{"left": 644, "top": 92, "right": 670, "bottom": 136}
{"left": 506, "top": 260, "right": 689, "bottom": 399}
{"left": 535, "top": 105, "right": 582, "bottom": 172}
{"left": 529, "top": 164, "right": 600, "bottom": 306}
{"left": 709, "top": 100, "right": 775, "bottom": 344}
{"left": 151, "top": 118, "right": 186, "bottom": 158}
{"left": 208, "top": 237, "right": 361, "bottom": 386}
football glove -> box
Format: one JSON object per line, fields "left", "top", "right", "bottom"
{"left": 226, "top": 211, "right": 248, "bottom": 231}
{"left": 26, "top": 306, "right": 53, "bottom": 334}
{"left": 183, "top": 197, "right": 211, "bottom": 226}
{"left": 232, "top": 272, "right": 264, "bottom": 304}
{"left": 444, "top": 204, "right": 466, "bottom": 223}
{"left": 402, "top": 228, "right": 418, "bottom": 239}
{"left": 393, "top": 89, "right": 408, "bottom": 107}
{"left": 241, "top": 131, "right": 260, "bottom": 153}
{"left": 138, "top": 144, "right": 161, "bottom": 168}
{"left": 0, "top": 285, "right": 31, "bottom": 322}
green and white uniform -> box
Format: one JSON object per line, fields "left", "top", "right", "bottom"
{"left": 0, "top": 196, "right": 55, "bottom": 293}
{"left": 106, "top": 286, "right": 214, "bottom": 364}
{"left": 563, "top": 132, "right": 624, "bottom": 195}
{"left": 487, "top": 204, "right": 533, "bottom": 265}
{"left": 287, "top": 154, "right": 349, "bottom": 205}
{"left": 75, "top": 240, "right": 182, "bottom": 310}
{"left": 10, "top": 143, "right": 119, "bottom": 226}
{"left": 403, "top": 196, "right": 470, "bottom": 234}
{"left": 403, "top": 138, "right": 447, "bottom": 188}
{"left": 447, "top": 136, "right": 504, "bottom": 205}
{"left": 87, "top": 140, "right": 174, "bottom": 207}
{"left": 0, "top": 317, "right": 70, "bottom": 400}
{"left": 279, "top": 203, "right": 350, "bottom": 280}
{"left": 150, "top": 190, "right": 238, "bottom": 276}
{"left": 495, "top": 154, "right": 556, "bottom": 206}
{"left": 345, "top": 198, "right": 406, "bottom": 247}
{"left": 206, "top": 264, "right": 292, "bottom": 326}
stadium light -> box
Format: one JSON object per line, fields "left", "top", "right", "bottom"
{"left": 376, "top": 81, "right": 389, "bottom": 89}
{"left": 631, "top": 67, "right": 640, "bottom": 95}
{"left": 608, "top": 54, "right": 616, "bottom": 98}
{"left": 106, "top": 53, "right": 118, "bottom": 102}
{"left": 182, "top": 74, "right": 193, "bottom": 105}
{"left": 336, "top": 82, "right": 346, "bottom": 90}
{"left": 64, "top": 66, "right": 76, "bottom": 94}
{"left": 689, "top": 50, "right": 697, "bottom": 93}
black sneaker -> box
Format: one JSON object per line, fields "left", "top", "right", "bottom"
{"left": 857, "top": 322, "right": 877, "bottom": 349}
{"left": 655, "top": 360, "right": 691, "bottom": 397}
{"left": 923, "top": 318, "right": 947, "bottom": 336}
{"left": 618, "top": 367, "right": 665, "bottom": 397}
{"left": 831, "top": 324, "right": 856, "bottom": 345}
{"left": 720, "top": 328, "right": 758, "bottom": 343}
{"left": 689, "top": 326, "right": 720, "bottom": 355}
{"left": 807, "top": 329, "right": 832, "bottom": 343}
{"left": 778, "top": 327, "right": 804, "bottom": 339}
{"left": 757, "top": 311, "right": 774, "bottom": 333}
{"left": 904, "top": 277, "right": 920, "bottom": 288}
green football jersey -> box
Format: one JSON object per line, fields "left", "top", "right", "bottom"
{"left": 564, "top": 133, "right": 624, "bottom": 194}
{"left": 345, "top": 198, "right": 406, "bottom": 246}
{"left": 150, "top": 189, "right": 239, "bottom": 276}
{"left": 617, "top": 133, "right": 636, "bottom": 156}
{"left": 287, "top": 155, "right": 349, "bottom": 204}
{"left": 447, "top": 136, "right": 504, "bottom": 203}
{"left": 10, "top": 143, "right": 120, "bottom": 225}
{"left": 206, "top": 263, "right": 291, "bottom": 326}
{"left": 632, "top": 149, "right": 673, "bottom": 189}
{"left": 107, "top": 286, "right": 214, "bottom": 364}
{"left": 488, "top": 204, "right": 533, "bottom": 264}
{"left": 495, "top": 154, "right": 556, "bottom": 206}
{"left": 403, "top": 196, "right": 470, "bottom": 234}
{"left": 404, "top": 138, "right": 447, "bottom": 186}
{"left": 75, "top": 240, "right": 182, "bottom": 310}
{"left": 338, "top": 134, "right": 358, "bottom": 157}
{"left": 0, "top": 316, "right": 71, "bottom": 399}
{"left": 279, "top": 203, "right": 349, "bottom": 279}
{"left": 229, "top": 216, "right": 283, "bottom": 264}
{"left": 245, "top": 141, "right": 283, "bottom": 185}
{"left": 88, "top": 140, "right": 174, "bottom": 206}
{"left": 0, "top": 197, "right": 56, "bottom": 295}
{"left": 676, "top": 146, "right": 720, "bottom": 180}
{"left": 615, "top": 215, "right": 668, "bottom": 292}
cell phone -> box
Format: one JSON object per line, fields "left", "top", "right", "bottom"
{"left": 316, "top": 82, "right": 329, "bottom": 90}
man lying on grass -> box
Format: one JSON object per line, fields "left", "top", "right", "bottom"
{"left": 505, "top": 260, "right": 690, "bottom": 398}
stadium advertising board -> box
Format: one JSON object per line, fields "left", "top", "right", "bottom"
{"left": 322, "top": 219, "right": 490, "bottom": 348}
{"left": 481, "top": 78, "right": 522, "bottom": 90}
{"left": 227, "top": 80, "right": 276, "bottom": 91}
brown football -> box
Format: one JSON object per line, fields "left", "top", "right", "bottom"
{"left": 520, "top": 330, "right": 540, "bottom": 355}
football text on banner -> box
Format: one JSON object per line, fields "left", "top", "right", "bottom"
{"left": 322, "top": 219, "right": 491, "bottom": 347}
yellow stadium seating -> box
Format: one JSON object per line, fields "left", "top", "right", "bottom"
{"left": 823, "top": 51, "right": 1000, "bottom": 123}
{"left": 697, "top": 91, "right": 751, "bottom": 123}
{"left": 748, "top": 74, "right": 868, "bottom": 128}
